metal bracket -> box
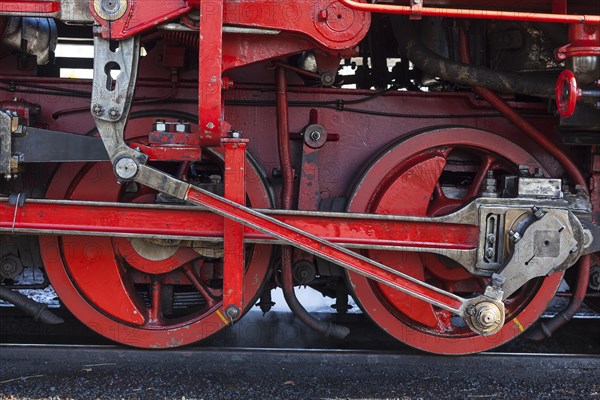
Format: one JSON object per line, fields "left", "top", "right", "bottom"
{"left": 580, "top": 219, "right": 600, "bottom": 254}
{"left": 409, "top": 0, "right": 423, "bottom": 20}
{"left": 12, "top": 127, "right": 109, "bottom": 162}
{"left": 91, "top": 34, "right": 146, "bottom": 165}
{"left": 0, "top": 111, "right": 13, "bottom": 177}
{"left": 198, "top": 0, "right": 227, "bottom": 146}
{"left": 298, "top": 110, "right": 327, "bottom": 211}
{"left": 488, "top": 208, "right": 584, "bottom": 298}
{"left": 221, "top": 137, "right": 247, "bottom": 321}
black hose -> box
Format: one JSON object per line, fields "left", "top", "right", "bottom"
{"left": 527, "top": 255, "right": 590, "bottom": 340}
{"left": 281, "top": 248, "right": 350, "bottom": 339}
{"left": 0, "top": 287, "right": 64, "bottom": 324}
{"left": 392, "top": 19, "right": 558, "bottom": 99}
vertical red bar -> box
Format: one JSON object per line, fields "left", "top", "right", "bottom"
{"left": 198, "top": 0, "right": 225, "bottom": 146}
{"left": 222, "top": 138, "right": 248, "bottom": 321}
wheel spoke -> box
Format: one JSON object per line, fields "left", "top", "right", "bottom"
{"left": 433, "top": 181, "right": 447, "bottom": 201}
{"left": 148, "top": 278, "right": 164, "bottom": 325}
{"left": 183, "top": 262, "right": 221, "bottom": 308}
{"left": 465, "top": 154, "right": 495, "bottom": 199}
{"left": 430, "top": 180, "right": 464, "bottom": 215}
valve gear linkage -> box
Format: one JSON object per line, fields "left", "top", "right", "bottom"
{"left": 90, "top": 35, "right": 593, "bottom": 336}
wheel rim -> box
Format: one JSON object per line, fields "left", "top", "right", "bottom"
{"left": 346, "top": 127, "right": 563, "bottom": 354}
{"left": 41, "top": 148, "right": 274, "bottom": 348}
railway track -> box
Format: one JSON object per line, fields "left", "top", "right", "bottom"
{"left": 2, "top": 308, "right": 599, "bottom": 354}
{"left": 3, "top": 299, "right": 598, "bottom": 398}
{"left": 0, "top": 344, "right": 598, "bottom": 399}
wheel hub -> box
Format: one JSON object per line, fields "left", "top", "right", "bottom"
{"left": 465, "top": 300, "right": 505, "bottom": 336}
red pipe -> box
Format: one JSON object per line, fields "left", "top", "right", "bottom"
{"left": 273, "top": 61, "right": 322, "bottom": 81}
{"left": 458, "top": 27, "right": 591, "bottom": 338}
{"left": 275, "top": 66, "right": 349, "bottom": 339}
{"left": 276, "top": 67, "right": 294, "bottom": 210}
{"left": 338, "top": 0, "right": 600, "bottom": 25}
{"left": 457, "top": 28, "right": 588, "bottom": 192}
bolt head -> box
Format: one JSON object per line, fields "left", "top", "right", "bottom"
{"left": 320, "top": 72, "right": 335, "bottom": 86}
{"left": 0, "top": 255, "right": 23, "bottom": 279}
{"left": 476, "top": 305, "right": 501, "bottom": 327}
{"left": 589, "top": 266, "right": 600, "bottom": 290}
{"left": 92, "top": 104, "right": 104, "bottom": 116}
{"left": 465, "top": 300, "right": 504, "bottom": 335}
{"left": 114, "top": 157, "right": 139, "bottom": 180}
{"left": 108, "top": 108, "right": 121, "bottom": 120}
{"left": 532, "top": 206, "right": 546, "bottom": 219}
{"left": 155, "top": 122, "right": 167, "bottom": 132}
{"left": 224, "top": 305, "right": 241, "bottom": 320}
{"left": 309, "top": 131, "right": 321, "bottom": 141}
{"left": 509, "top": 230, "right": 521, "bottom": 243}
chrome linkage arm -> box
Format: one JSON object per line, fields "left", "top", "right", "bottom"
{"left": 90, "top": 35, "right": 146, "bottom": 166}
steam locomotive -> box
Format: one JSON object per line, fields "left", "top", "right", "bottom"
{"left": 0, "top": 0, "right": 598, "bottom": 354}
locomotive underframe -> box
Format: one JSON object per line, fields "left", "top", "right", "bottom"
{"left": 0, "top": 0, "right": 599, "bottom": 353}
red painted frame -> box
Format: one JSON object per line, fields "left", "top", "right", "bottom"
{"left": 1, "top": 199, "right": 479, "bottom": 250}
{"left": 337, "top": 0, "right": 600, "bottom": 24}
{"left": 222, "top": 138, "right": 247, "bottom": 318}
{"left": 198, "top": 0, "right": 226, "bottom": 145}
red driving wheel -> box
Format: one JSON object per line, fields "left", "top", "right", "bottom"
{"left": 40, "top": 147, "right": 274, "bottom": 348}
{"left": 347, "top": 127, "right": 563, "bottom": 354}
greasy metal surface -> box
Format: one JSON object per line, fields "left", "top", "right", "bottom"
{"left": 517, "top": 177, "right": 563, "bottom": 198}
{"left": 0, "top": 17, "right": 57, "bottom": 65}
{"left": 91, "top": 36, "right": 143, "bottom": 163}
